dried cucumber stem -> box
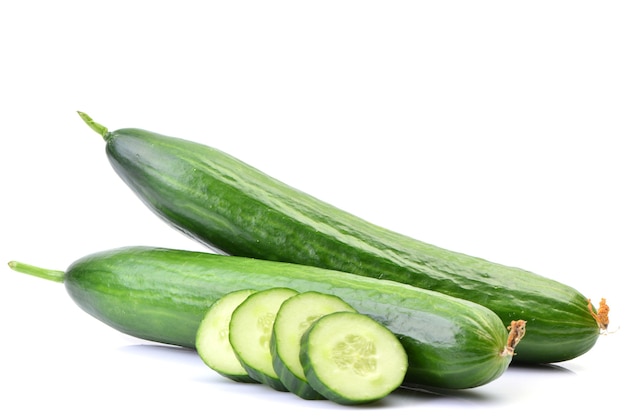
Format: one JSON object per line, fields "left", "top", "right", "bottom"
{"left": 501, "top": 320, "right": 527, "bottom": 357}
{"left": 587, "top": 298, "right": 610, "bottom": 332}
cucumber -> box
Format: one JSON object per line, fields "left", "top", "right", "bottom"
{"left": 270, "top": 291, "right": 357, "bottom": 400}
{"left": 195, "top": 289, "right": 257, "bottom": 383}
{"left": 8, "top": 246, "right": 522, "bottom": 390}
{"left": 300, "top": 311, "right": 408, "bottom": 405}
{"left": 228, "top": 287, "right": 298, "bottom": 391}
{"left": 79, "top": 112, "right": 607, "bottom": 364}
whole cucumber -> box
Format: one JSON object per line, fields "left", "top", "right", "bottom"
{"left": 79, "top": 112, "right": 607, "bottom": 364}
{"left": 8, "top": 246, "right": 522, "bottom": 390}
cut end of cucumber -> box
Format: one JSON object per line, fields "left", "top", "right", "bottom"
{"left": 301, "top": 311, "right": 408, "bottom": 405}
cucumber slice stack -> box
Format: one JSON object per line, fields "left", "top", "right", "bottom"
{"left": 196, "top": 288, "right": 408, "bottom": 405}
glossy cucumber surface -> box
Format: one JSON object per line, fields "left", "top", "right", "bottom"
{"left": 10, "top": 246, "right": 518, "bottom": 390}
{"left": 81, "top": 113, "right": 605, "bottom": 363}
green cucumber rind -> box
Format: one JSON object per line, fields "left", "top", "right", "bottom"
{"left": 64, "top": 246, "right": 513, "bottom": 390}
{"left": 103, "top": 127, "right": 600, "bottom": 364}
{"left": 271, "top": 341, "right": 324, "bottom": 400}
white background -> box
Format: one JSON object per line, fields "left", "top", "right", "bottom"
{"left": 1, "top": 1, "right": 624, "bottom": 415}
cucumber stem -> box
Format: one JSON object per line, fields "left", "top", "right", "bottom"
{"left": 77, "top": 111, "right": 110, "bottom": 140}
{"left": 8, "top": 261, "right": 65, "bottom": 283}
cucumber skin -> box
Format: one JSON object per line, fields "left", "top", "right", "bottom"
{"left": 63, "top": 246, "right": 511, "bottom": 390}
{"left": 102, "top": 127, "right": 600, "bottom": 364}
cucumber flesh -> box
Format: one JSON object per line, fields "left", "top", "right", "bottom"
{"left": 229, "top": 287, "right": 298, "bottom": 391}
{"left": 195, "top": 289, "right": 257, "bottom": 383}
{"left": 271, "top": 291, "right": 357, "bottom": 400}
{"left": 300, "top": 311, "right": 408, "bottom": 405}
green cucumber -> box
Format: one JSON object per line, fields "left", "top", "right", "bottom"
{"left": 228, "top": 287, "right": 298, "bottom": 391}
{"left": 271, "top": 291, "right": 357, "bottom": 400}
{"left": 79, "top": 112, "right": 607, "bottom": 364}
{"left": 195, "top": 289, "right": 257, "bottom": 383}
{"left": 8, "top": 246, "right": 522, "bottom": 390}
{"left": 300, "top": 311, "right": 408, "bottom": 405}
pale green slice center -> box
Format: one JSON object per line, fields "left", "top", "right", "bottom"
{"left": 258, "top": 312, "right": 276, "bottom": 348}
{"left": 332, "top": 334, "right": 377, "bottom": 376}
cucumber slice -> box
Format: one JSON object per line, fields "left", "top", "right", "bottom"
{"left": 271, "top": 291, "right": 357, "bottom": 400}
{"left": 229, "top": 287, "right": 298, "bottom": 391}
{"left": 300, "top": 311, "right": 408, "bottom": 405}
{"left": 195, "top": 289, "right": 257, "bottom": 383}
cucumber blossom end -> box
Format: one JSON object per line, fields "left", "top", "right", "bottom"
{"left": 502, "top": 319, "right": 527, "bottom": 357}
{"left": 588, "top": 298, "right": 610, "bottom": 333}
